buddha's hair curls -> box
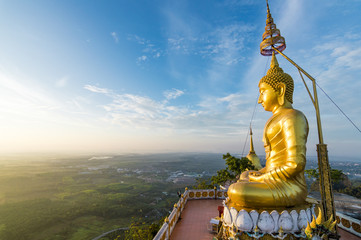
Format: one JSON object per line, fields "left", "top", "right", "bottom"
{"left": 259, "top": 55, "right": 294, "bottom": 103}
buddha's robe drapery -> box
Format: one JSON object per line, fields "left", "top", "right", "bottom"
{"left": 228, "top": 108, "right": 309, "bottom": 208}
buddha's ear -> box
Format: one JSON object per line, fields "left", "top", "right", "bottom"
{"left": 276, "top": 83, "right": 286, "bottom": 106}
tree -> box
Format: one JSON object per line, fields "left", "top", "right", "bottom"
{"left": 211, "top": 169, "right": 235, "bottom": 186}
{"left": 330, "top": 169, "right": 344, "bottom": 183}
{"left": 193, "top": 178, "right": 214, "bottom": 189}
{"left": 305, "top": 168, "right": 319, "bottom": 180}
{"left": 341, "top": 185, "right": 361, "bottom": 199}
{"left": 305, "top": 168, "right": 351, "bottom": 192}
{"left": 119, "top": 217, "right": 163, "bottom": 240}
{"left": 211, "top": 153, "right": 256, "bottom": 186}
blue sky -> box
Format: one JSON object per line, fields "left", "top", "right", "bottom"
{"left": 0, "top": 0, "right": 360, "bottom": 158}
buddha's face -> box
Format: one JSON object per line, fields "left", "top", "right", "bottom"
{"left": 258, "top": 82, "right": 279, "bottom": 112}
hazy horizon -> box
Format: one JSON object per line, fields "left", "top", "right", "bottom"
{"left": 0, "top": 151, "right": 358, "bottom": 163}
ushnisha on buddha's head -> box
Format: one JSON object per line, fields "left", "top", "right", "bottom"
{"left": 258, "top": 52, "right": 294, "bottom": 113}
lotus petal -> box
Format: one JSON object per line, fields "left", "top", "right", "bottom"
{"left": 270, "top": 210, "right": 279, "bottom": 232}
{"left": 235, "top": 209, "right": 253, "bottom": 231}
{"left": 306, "top": 208, "right": 312, "bottom": 222}
{"left": 297, "top": 209, "right": 308, "bottom": 230}
{"left": 250, "top": 210, "right": 259, "bottom": 231}
{"left": 290, "top": 210, "right": 299, "bottom": 232}
{"left": 278, "top": 211, "right": 293, "bottom": 232}
{"left": 230, "top": 207, "right": 238, "bottom": 224}
{"left": 223, "top": 205, "right": 232, "bottom": 225}
{"left": 258, "top": 211, "right": 275, "bottom": 233}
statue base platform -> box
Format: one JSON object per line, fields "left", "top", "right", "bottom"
{"left": 221, "top": 197, "right": 319, "bottom": 239}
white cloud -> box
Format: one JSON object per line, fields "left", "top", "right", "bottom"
{"left": 163, "top": 88, "right": 184, "bottom": 100}
{"left": 212, "top": 25, "right": 250, "bottom": 65}
{"left": 164, "top": 15, "right": 256, "bottom": 90}
{"left": 127, "top": 34, "right": 164, "bottom": 63}
{"left": 218, "top": 93, "right": 246, "bottom": 111}
{"left": 84, "top": 85, "right": 110, "bottom": 94}
{"left": 127, "top": 34, "right": 146, "bottom": 45}
{"left": 111, "top": 32, "right": 119, "bottom": 43}
{"left": 166, "top": 23, "right": 253, "bottom": 65}
{"left": 137, "top": 55, "right": 147, "bottom": 63}
{"left": 168, "top": 37, "right": 188, "bottom": 52}
{"left": 304, "top": 35, "right": 361, "bottom": 97}
{"left": 85, "top": 85, "right": 255, "bottom": 136}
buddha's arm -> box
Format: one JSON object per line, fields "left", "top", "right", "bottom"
{"left": 281, "top": 112, "right": 309, "bottom": 176}
{"left": 249, "top": 112, "right": 308, "bottom": 182}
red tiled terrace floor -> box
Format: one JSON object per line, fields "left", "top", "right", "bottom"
{"left": 170, "top": 199, "right": 222, "bottom": 240}
{"left": 339, "top": 228, "right": 361, "bottom": 240}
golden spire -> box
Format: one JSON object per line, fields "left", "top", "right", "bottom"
{"left": 270, "top": 51, "right": 279, "bottom": 68}
{"left": 260, "top": 0, "right": 286, "bottom": 56}
{"left": 249, "top": 127, "right": 255, "bottom": 154}
{"left": 246, "top": 127, "right": 262, "bottom": 170}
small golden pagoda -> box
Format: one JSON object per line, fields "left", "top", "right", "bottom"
{"left": 245, "top": 127, "right": 262, "bottom": 170}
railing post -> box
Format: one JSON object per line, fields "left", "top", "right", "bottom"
{"left": 164, "top": 217, "right": 169, "bottom": 240}
{"left": 174, "top": 203, "right": 178, "bottom": 220}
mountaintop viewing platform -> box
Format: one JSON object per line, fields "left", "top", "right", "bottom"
{"left": 153, "top": 188, "right": 361, "bottom": 240}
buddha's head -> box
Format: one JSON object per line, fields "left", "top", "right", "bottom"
{"left": 258, "top": 52, "right": 294, "bottom": 112}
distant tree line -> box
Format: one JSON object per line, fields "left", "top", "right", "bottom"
{"left": 305, "top": 168, "right": 361, "bottom": 198}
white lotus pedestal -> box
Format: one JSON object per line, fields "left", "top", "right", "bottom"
{"left": 221, "top": 199, "right": 318, "bottom": 239}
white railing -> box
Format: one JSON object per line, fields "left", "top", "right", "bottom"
{"left": 152, "top": 188, "right": 226, "bottom": 240}
{"left": 336, "top": 211, "right": 361, "bottom": 237}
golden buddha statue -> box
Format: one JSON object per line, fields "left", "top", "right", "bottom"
{"left": 227, "top": 53, "right": 309, "bottom": 209}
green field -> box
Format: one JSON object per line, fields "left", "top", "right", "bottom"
{"left": 0, "top": 153, "right": 225, "bottom": 240}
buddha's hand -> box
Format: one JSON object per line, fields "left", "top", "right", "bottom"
{"left": 239, "top": 170, "right": 258, "bottom": 181}
{"left": 248, "top": 171, "right": 264, "bottom": 182}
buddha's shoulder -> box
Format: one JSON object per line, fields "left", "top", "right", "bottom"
{"left": 277, "top": 108, "right": 307, "bottom": 122}
{"left": 286, "top": 108, "right": 306, "bottom": 117}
